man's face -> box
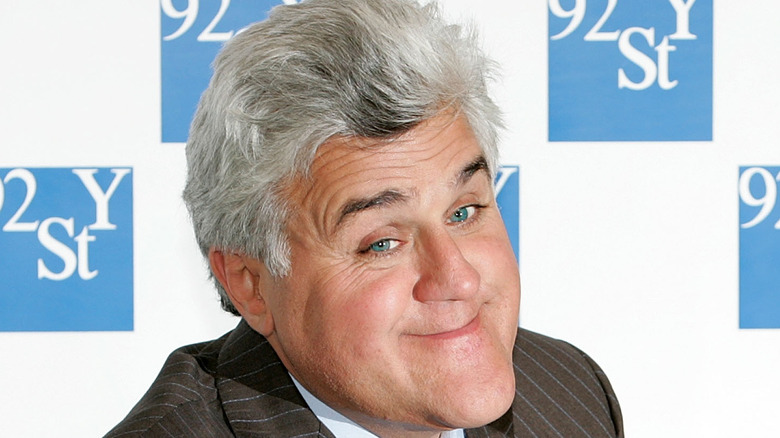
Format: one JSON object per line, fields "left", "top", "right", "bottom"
{"left": 262, "top": 114, "right": 520, "bottom": 436}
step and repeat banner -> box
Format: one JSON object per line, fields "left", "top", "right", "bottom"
{"left": 1, "top": 1, "right": 778, "bottom": 436}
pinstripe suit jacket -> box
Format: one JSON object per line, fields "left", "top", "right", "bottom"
{"left": 106, "top": 320, "right": 623, "bottom": 437}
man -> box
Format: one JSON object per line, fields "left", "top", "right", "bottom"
{"left": 108, "top": 0, "right": 623, "bottom": 436}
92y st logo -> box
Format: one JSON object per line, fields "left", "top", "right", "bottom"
{"left": 160, "top": 0, "right": 300, "bottom": 142}
{"left": 739, "top": 166, "right": 780, "bottom": 329}
{"left": 548, "top": 0, "right": 712, "bottom": 141}
{"left": 550, "top": 0, "right": 698, "bottom": 90}
{"left": 0, "top": 168, "right": 131, "bottom": 281}
{"left": 0, "top": 167, "right": 134, "bottom": 331}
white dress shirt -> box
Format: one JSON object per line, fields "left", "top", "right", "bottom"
{"left": 290, "top": 375, "right": 465, "bottom": 438}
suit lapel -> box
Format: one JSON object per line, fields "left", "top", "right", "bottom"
{"left": 216, "top": 321, "right": 336, "bottom": 438}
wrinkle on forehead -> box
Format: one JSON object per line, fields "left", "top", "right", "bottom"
{"left": 282, "top": 113, "right": 479, "bottom": 241}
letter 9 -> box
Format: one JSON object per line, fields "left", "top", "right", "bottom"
{"left": 549, "top": 0, "right": 585, "bottom": 41}
{"left": 739, "top": 167, "right": 780, "bottom": 229}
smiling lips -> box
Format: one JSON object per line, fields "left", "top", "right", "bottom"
{"left": 410, "top": 312, "right": 481, "bottom": 341}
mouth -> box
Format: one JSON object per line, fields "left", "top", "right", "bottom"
{"left": 411, "top": 312, "right": 481, "bottom": 341}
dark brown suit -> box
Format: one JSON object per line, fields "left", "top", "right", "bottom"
{"left": 106, "top": 321, "right": 623, "bottom": 437}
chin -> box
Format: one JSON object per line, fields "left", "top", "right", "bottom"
{"left": 433, "top": 361, "right": 516, "bottom": 430}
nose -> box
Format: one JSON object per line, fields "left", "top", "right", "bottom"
{"left": 412, "top": 229, "right": 481, "bottom": 303}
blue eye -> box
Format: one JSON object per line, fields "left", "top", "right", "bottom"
{"left": 368, "top": 239, "right": 398, "bottom": 253}
{"left": 450, "top": 206, "right": 474, "bottom": 223}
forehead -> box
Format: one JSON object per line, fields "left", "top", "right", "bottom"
{"left": 283, "top": 114, "right": 487, "bottom": 235}
{"left": 306, "top": 115, "right": 479, "bottom": 186}
{"left": 315, "top": 115, "right": 481, "bottom": 183}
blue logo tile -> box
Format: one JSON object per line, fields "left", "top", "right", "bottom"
{"left": 0, "top": 168, "right": 134, "bottom": 331}
{"left": 496, "top": 166, "right": 520, "bottom": 264}
{"left": 548, "top": 0, "right": 712, "bottom": 141}
{"left": 739, "top": 166, "right": 780, "bottom": 329}
{"left": 161, "top": 0, "right": 292, "bottom": 143}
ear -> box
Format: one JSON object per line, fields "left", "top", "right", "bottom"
{"left": 209, "top": 248, "right": 275, "bottom": 336}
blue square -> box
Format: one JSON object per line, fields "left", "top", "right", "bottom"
{"left": 739, "top": 166, "right": 780, "bottom": 329}
{"left": 0, "top": 168, "right": 134, "bottom": 331}
{"left": 496, "top": 166, "right": 520, "bottom": 264}
{"left": 549, "top": 0, "right": 712, "bottom": 141}
{"left": 161, "top": 0, "right": 290, "bottom": 143}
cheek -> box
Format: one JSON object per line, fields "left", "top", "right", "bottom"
{"left": 468, "top": 232, "right": 521, "bottom": 319}
{"left": 469, "top": 229, "right": 518, "bottom": 282}
{"left": 299, "top": 264, "right": 418, "bottom": 355}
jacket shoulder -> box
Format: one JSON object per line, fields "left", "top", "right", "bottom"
{"left": 512, "top": 328, "right": 624, "bottom": 437}
{"left": 104, "top": 333, "right": 233, "bottom": 437}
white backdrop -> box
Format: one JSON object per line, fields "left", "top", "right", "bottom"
{"left": 1, "top": 1, "right": 779, "bottom": 436}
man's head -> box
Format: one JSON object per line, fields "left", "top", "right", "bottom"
{"left": 183, "top": 0, "right": 503, "bottom": 312}
{"left": 184, "top": 0, "right": 519, "bottom": 435}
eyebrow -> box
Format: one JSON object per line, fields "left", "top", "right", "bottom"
{"left": 459, "top": 155, "right": 489, "bottom": 186}
{"left": 337, "top": 189, "right": 409, "bottom": 227}
{"left": 334, "top": 154, "right": 490, "bottom": 227}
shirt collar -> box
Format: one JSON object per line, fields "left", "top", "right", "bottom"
{"left": 290, "top": 374, "right": 464, "bottom": 438}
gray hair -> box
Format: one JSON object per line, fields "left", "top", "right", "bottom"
{"left": 183, "top": 0, "right": 503, "bottom": 314}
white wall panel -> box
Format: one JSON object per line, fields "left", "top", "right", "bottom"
{"left": 1, "top": 1, "right": 778, "bottom": 436}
